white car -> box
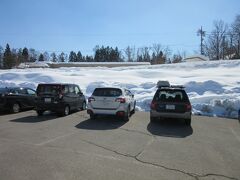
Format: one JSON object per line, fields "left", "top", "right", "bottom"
{"left": 87, "top": 87, "right": 136, "bottom": 121}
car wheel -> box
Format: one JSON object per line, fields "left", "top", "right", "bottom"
{"left": 185, "top": 118, "right": 191, "bottom": 126}
{"left": 131, "top": 102, "right": 136, "bottom": 114}
{"left": 123, "top": 107, "right": 130, "bottom": 121}
{"left": 61, "top": 105, "right": 70, "bottom": 116}
{"left": 12, "top": 103, "right": 20, "bottom": 113}
{"left": 82, "top": 101, "right": 86, "bottom": 110}
{"left": 36, "top": 110, "right": 44, "bottom": 116}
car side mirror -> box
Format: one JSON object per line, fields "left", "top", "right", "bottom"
{"left": 78, "top": 92, "right": 83, "bottom": 96}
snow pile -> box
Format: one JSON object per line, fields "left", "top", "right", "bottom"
{"left": 0, "top": 60, "right": 240, "bottom": 119}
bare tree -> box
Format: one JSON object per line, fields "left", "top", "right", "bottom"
{"left": 124, "top": 46, "right": 136, "bottom": 62}
{"left": 230, "top": 14, "right": 240, "bottom": 58}
{"left": 204, "top": 20, "right": 229, "bottom": 60}
{"left": 151, "top": 44, "right": 171, "bottom": 64}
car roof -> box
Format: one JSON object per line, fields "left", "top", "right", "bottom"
{"left": 37, "top": 83, "right": 77, "bottom": 86}
{"left": 94, "top": 87, "right": 127, "bottom": 91}
{"left": 157, "top": 87, "right": 186, "bottom": 91}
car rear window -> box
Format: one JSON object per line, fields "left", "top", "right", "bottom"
{"left": 93, "top": 88, "right": 122, "bottom": 97}
{"left": 37, "top": 84, "right": 62, "bottom": 94}
{"left": 154, "top": 89, "right": 189, "bottom": 102}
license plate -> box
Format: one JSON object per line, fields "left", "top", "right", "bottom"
{"left": 44, "top": 98, "right": 51, "bottom": 103}
{"left": 166, "top": 105, "right": 175, "bottom": 110}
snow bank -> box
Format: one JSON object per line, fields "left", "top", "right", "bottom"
{"left": 1, "top": 60, "right": 240, "bottom": 119}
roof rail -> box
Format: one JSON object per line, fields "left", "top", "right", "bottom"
{"left": 158, "top": 85, "right": 185, "bottom": 89}
{"left": 170, "top": 85, "right": 185, "bottom": 88}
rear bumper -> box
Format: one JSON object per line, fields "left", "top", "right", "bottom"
{"left": 36, "top": 102, "right": 65, "bottom": 112}
{"left": 87, "top": 104, "right": 126, "bottom": 116}
{"left": 150, "top": 110, "right": 191, "bottom": 119}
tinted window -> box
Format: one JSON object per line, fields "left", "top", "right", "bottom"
{"left": 9, "top": 88, "right": 27, "bottom": 95}
{"left": 0, "top": 88, "right": 8, "bottom": 93}
{"left": 93, "top": 88, "right": 122, "bottom": 97}
{"left": 63, "top": 85, "right": 69, "bottom": 94}
{"left": 37, "top": 85, "right": 62, "bottom": 94}
{"left": 154, "top": 89, "right": 189, "bottom": 102}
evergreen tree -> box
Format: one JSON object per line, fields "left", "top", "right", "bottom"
{"left": 38, "top": 53, "right": 44, "bottom": 61}
{"left": 69, "top": 51, "right": 77, "bottom": 62}
{"left": 22, "top": 47, "right": 29, "bottom": 62}
{"left": 3, "top": 44, "right": 15, "bottom": 69}
{"left": 50, "top": 52, "right": 57, "bottom": 62}
{"left": 77, "top": 51, "right": 83, "bottom": 62}
{"left": 58, "top": 52, "right": 66, "bottom": 62}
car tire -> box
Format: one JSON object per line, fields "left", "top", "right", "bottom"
{"left": 37, "top": 110, "right": 44, "bottom": 116}
{"left": 82, "top": 101, "right": 86, "bottom": 110}
{"left": 12, "top": 103, "right": 21, "bottom": 113}
{"left": 131, "top": 102, "right": 136, "bottom": 114}
{"left": 61, "top": 105, "right": 70, "bottom": 116}
{"left": 185, "top": 118, "right": 191, "bottom": 126}
{"left": 123, "top": 107, "right": 130, "bottom": 121}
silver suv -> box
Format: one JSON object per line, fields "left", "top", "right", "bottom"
{"left": 87, "top": 87, "right": 136, "bottom": 121}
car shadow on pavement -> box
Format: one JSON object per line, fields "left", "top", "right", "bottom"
{"left": 75, "top": 116, "right": 127, "bottom": 130}
{"left": 147, "top": 119, "right": 193, "bottom": 138}
{"left": 10, "top": 113, "right": 59, "bottom": 123}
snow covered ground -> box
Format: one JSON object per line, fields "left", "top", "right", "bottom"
{"left": 1, "top": 60, "right": 240, "bottom": 119}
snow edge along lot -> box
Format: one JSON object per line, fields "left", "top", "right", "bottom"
{"left": 0, "top": 60, "right": 240, "bottom": 119}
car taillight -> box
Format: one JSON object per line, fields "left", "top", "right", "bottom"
{"left": 88, "top": 97, "right": 95, "bottom": 103}
{"left": 150, "top": 101, "right": 157, "bottom": 110}
{"left": 186, "top": 103, "right": 192, "bottom": 111}
{"left": 115, "top": 98, "right": 126, "bottom": 103}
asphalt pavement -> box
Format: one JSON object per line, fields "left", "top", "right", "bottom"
{"left": 0, "top": 110, "right": 239, "bottom": 180}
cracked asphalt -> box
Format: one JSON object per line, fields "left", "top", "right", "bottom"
{"left": 0, "top": 110, "right": 239, "bottom": 180}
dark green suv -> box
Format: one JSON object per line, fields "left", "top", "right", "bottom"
{"left": 150, "top": 85, "right": 192, "bottom": 126}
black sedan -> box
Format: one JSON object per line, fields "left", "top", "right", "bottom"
{"left": 0, "top": 87, "right": 36, "bottom": 113}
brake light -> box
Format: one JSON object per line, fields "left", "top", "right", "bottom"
{"left": 186, "top": 103, "right": 192, "bottom": 111}
{"left": 88, "top": 97, "right": 95, "bottom": 103}
{"left": 150, "top": 101, "right": 157, "bottom": 110}
{"left": 115, "top": 98, "right": 126, "bottom": 103}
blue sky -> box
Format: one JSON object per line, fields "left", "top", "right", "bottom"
{"left": 0, "top": 0, "right": 239, "bottom": 56}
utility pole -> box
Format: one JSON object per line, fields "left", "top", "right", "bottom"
{"left": 197, "top": 26, "right": 205, "bottom": 55}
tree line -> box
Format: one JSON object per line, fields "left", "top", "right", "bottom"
{"left": 0, "top": 14, "right": 239, "bottom": 69}
{"left": 0, "top": 43, "right": 173, "bottom": 69}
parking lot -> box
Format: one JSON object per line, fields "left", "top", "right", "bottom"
{"left": 0, "top": 110, "right": 239, "bottom": 180}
